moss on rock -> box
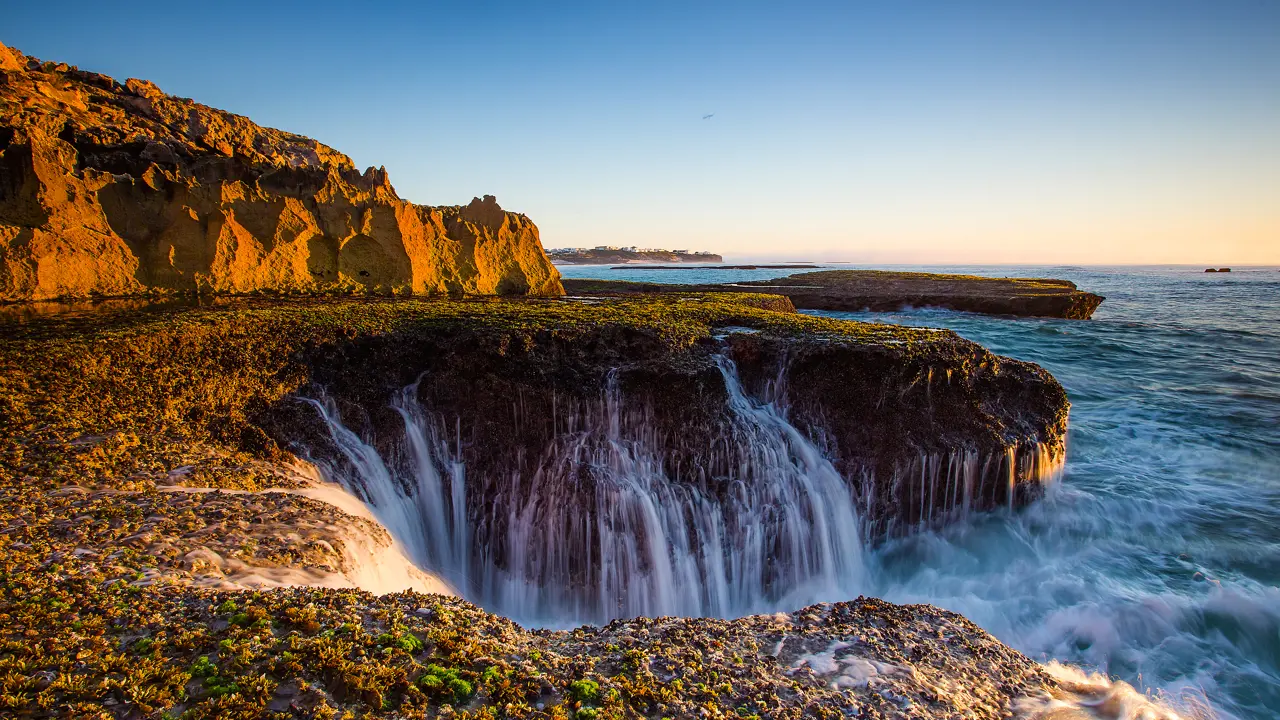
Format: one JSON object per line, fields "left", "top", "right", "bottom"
{"left": 0, "top": 293, "right": 1075, "bottom": 718}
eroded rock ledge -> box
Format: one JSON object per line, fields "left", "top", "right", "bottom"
{"left": 565, "top": 269, "right": 1106, "bottom": 319}
{"left": 1, "top": 293, "right": 1074, "bottom": 717}
{"left": 0, "top": 42, "right": 563, "bottom": 301}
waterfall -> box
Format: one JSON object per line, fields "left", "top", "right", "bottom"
{"left": 872, "top": 440, "right": 1065, "bottom": 538}
{"left": 302, "top": 355, "right": 869, "bottom": 625}
{"left": 300, "top": 391, "right": 469, "bottom": 590}
{"left": 301, "top": 355, "right": 1062, "bottom": 625}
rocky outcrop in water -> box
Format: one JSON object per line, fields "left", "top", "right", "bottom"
{"left": 732, "top": 270, "right": 1105, "bottom": 318}
{"left": 254, "top": 296, "right": 1068, "bottom": 622}
{"left": 0, "top": 42, "right": 563, "bottom": 300}
{"left": 566, "top": 269, "right": 1106, "bottom": 319}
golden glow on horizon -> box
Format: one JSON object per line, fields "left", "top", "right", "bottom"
{"left": 537, "top": 204, "right": 1280, "bottom": 265}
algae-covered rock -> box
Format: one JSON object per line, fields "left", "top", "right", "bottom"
{"left": 0, "top": 43, "right": 563, "bottom": 301}
{"left": 0, "top": 293, "right": 1067, "bottom": 586}
{"left": 0, "top": 568, "right": 1059, "bottom": 719}
{"left": 565, "top": 268, "right": 1106, "bottom": 319}
{"left": 0, "top": 293, "right": 1083, "bottom": 718}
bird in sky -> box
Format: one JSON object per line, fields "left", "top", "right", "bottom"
{"left": 702, "top": 113, "right": 715, "bottom": 120}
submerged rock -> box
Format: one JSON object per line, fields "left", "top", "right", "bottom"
{"left": 0, "top": 43, "right": 563, "bottom": 301}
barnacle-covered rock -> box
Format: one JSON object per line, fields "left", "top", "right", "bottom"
{"left": 0, "top": 293, "right": 1083, "bottom": 718}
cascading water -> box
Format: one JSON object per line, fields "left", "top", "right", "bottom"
{"left": 301, "top": 387, "right": 469, "bottom": 590}
{"left": 303, "top": 354, "right": 869, "bottom": 625}
{"left": 876, "top": 441, "right": 1064, "bottom": 537}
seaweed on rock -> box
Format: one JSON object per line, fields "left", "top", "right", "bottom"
{"left": 0, "top": 292, "right": 1072, "bottom": 718}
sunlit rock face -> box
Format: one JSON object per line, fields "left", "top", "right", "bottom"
{"left": 0, "top": 42, "right": 563, "bottom": 301}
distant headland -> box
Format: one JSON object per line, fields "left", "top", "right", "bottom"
{"left": 547, "top": 246, "right": 723, "bottom": 264}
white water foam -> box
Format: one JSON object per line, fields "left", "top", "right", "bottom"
{"left": 287, "top": 465, "right": 456, "bottom": 596}
{"left": 158, "top": 478, "right": 453, "bottom": 596}
{"left": 1014, "top": 661, "right": 1205, "bottom": 720}
{"left": 790, "top": 640, "right": 910, "bottom": 690}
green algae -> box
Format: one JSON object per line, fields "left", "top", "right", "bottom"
{"left": 0, "top": 293, "right": 1041, "bottom": 719}
{"left": 0, "top": 561, "right": 1054, "bottom": 718}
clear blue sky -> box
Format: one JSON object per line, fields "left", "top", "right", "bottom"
{"left": 7, "top": 1, "right": 1279, "bottom": 263}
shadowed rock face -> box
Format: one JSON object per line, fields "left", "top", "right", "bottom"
{"left": 0, "top": 43, "right": 563, "bottom": 301}
{"left": 260, "top": 299, "right": 1067, "bottom": 552}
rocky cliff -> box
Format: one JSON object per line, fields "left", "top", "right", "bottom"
{"left": 0, "top": 42, "right": 563, "bottom": 301}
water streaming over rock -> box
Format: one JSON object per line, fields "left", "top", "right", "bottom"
{"left": 873, "top": 442, "right": 1064, "bottom": 537}
{"left": 304, "top": 355, "right": 878, "bottom": 625}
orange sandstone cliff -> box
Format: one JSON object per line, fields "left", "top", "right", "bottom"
{"left": 0, "top": 42, "right": 563, "bottom": 301}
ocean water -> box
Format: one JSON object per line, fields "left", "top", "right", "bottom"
{"left": 561, "top": 263, "right": 1280, "bottom": 719}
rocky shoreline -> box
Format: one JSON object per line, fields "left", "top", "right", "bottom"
{"left": 565, "top": 269, "right": 1106, "bottom": 319}
{"left": 3, "top": 554, "right": 1065, "bottom": 719}
{"left": 0, "top": 292, "right": 1088, "bottom": 718}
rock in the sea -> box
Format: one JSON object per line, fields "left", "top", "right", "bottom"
{"left": 734, "top": 270, "right": 1105, "bottom": 319}
{"left": 0, "top": 43, "right": 563, "bottom": 301}
{"left": 565, "top": 269, "right": 1107, "bottom": 319}
{"left": 5, "top": 294, "right": 1068, "bottom": 622}
{"left": 0, "top": 293, "right": 1133, "bottom": 719}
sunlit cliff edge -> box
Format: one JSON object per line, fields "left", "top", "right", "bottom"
{"left": 0, "top": 42, "right": 563, "bottom": 301}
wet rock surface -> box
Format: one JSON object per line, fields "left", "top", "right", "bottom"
{"left": 3, "top": 483, "right": 369, "bottom": 590}
{"left": 0, "top": 566, "right": 1060, "bottom": 719}
{"left": 0, "top": 42, "right": 562, "bottom": 300}
{"left": 564, "top": 269, "right": 1106, "bottom": 319}
{"left": 0, "top": 294, "right": 1078, "bottom": 717}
